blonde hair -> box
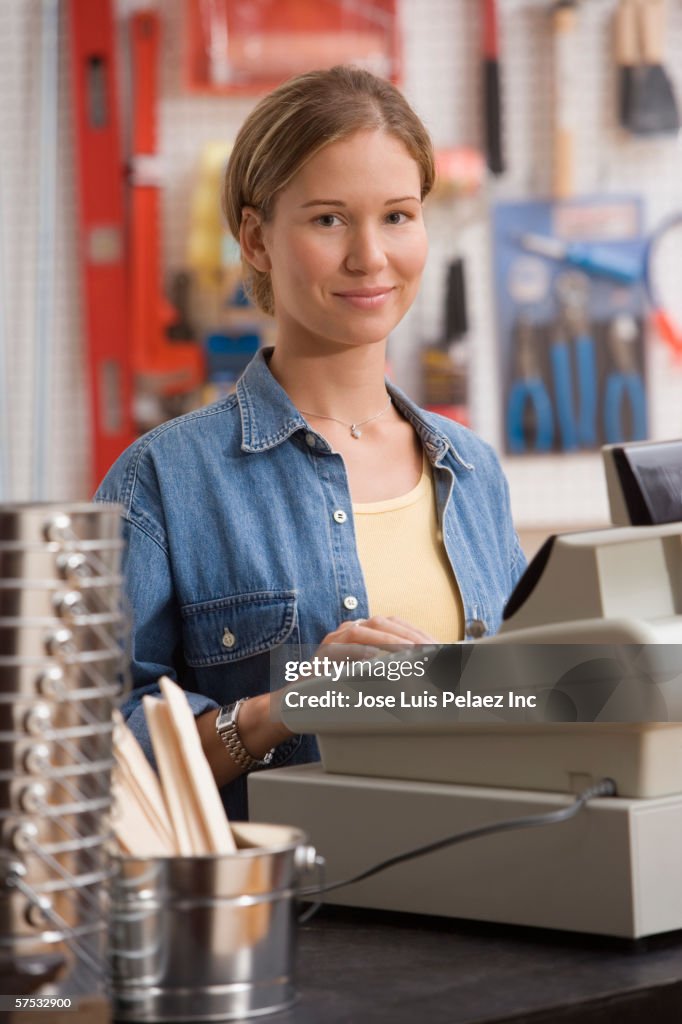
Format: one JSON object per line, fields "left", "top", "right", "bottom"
{"left": 222, "top": 66, "right": 435, "bottom": 316}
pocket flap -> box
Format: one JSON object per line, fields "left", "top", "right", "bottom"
{"left": 181, "top": 591, "right": 297, "bottom": 667}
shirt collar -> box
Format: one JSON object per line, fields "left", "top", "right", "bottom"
{"left": 236, "top": 348, "right": 473, "bottom": 469}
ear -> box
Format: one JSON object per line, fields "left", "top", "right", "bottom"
{"left": 239, "top": 206, "right": 271, "bottom": 272}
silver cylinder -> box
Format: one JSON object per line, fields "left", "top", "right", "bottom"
{"left": 0, "top": 501, "right": 127, "bottom": 996}
{"left": 111, "top": 823, "right": 314, "bottom": 1023}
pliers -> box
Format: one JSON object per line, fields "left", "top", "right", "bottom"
{"left": 551, "top": 272, "right": 597, "bottom": 451}
{"left": 506, "top": 315, "right": 554, "bottom": 454}
{"left": 604, "top": 313, "right": 647, "bottom": 443}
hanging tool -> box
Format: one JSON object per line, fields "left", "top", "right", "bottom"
{"left": 422, "top": 258, "right": 470, "bottom": 424}
{"left": 129, "top": 9, "right": 205, "bottom": 398}
{"left": 518, "top": 233, "right": 642, "bottom": 285}
{"left": 482, "top": 0, "right": 505, "bottom": 175}
{"left": 643, "top": 211, "right": 682, "bottom": 360}
{"left": 552, "top": 0, "right": 579, "bottom": 200}
{"left": 201, "top": 0, "right": 231, "bottom": 87}
{"left": 432, "top": 147, "right": 486, "bottom": 199}
{"left": 615, "top": 0, "right": 638, "bottom": 129}
{"left": 69, "top": 0, "right": 136, "bottom": 490}
{"left": 604, "top": 314, "right": 647, "bottom": 444}
{"left": 166, "top": 272, "right": 196, "bottom": 342}
{"left": 551, "top": 272, "right": 598, "bottom": 451}
{"left": 627, "top": 0, "right": 679, "bottom": 135}
{"left": 445, "top": 259, "right": 468, "bottom": 343}
{"left": 506, "top": 315, "right": 554, "bottom": 454}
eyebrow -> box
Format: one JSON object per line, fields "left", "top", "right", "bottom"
{"left": 299, "top": 196, "right": 420, "bottom": 208}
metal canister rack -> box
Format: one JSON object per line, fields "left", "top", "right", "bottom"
{"left": 0, "top": 504, "right": 127, "bottom": 1005}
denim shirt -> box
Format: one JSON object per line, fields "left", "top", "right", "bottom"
{"left": 96, "top": 348, "right": 526, "bottom": 819}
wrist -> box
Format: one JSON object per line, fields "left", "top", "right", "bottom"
{"left": 214, "top": 698, "right": 271, "bottom": 771}
{"left": 215, "top": 694, "right": 292, "bottom": 774}
{"left": 239, "top": 692, "right": 293, "bottom": 754}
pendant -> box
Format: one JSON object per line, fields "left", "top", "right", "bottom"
{"left": 350, "top": 425, "right": 362, "bottom": 439}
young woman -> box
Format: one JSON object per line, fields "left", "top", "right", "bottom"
{"left": 97, "top": 66, "right": 526, "bottom": 820}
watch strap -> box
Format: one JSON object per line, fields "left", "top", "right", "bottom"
{"left": 216, "top": 698, "right": 275, "bottom": 771}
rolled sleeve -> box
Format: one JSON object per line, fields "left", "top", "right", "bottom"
{"left": 120, "top": 682, "right": 220, "bottom": 771}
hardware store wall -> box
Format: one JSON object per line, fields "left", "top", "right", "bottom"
{"left": 1, "top": 0, "right": 681, "bottom": 528}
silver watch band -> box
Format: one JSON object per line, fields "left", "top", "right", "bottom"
{"left": 215, "top": 698, "right": 275, "bottom": 772}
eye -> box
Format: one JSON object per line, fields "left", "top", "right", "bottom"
{"left": 385, "top": 211, "right": 410, "bottom": 225}
{"left": 314, "top": 214, "right": 343, "bottom": 227}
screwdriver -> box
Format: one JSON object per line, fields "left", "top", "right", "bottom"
{"left": 519, "top": 233, "right": 642, "bottom": 284}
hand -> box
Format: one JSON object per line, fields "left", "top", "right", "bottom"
{"left": 318, "top": 614, "right": 436, "bottom": 655}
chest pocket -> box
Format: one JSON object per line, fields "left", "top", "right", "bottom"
{"left": 181, "top": 590, "right": 299, "bottom": 667}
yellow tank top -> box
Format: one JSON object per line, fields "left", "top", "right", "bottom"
{"left": 352, "top": 457, "right": 464, "bottom": 642}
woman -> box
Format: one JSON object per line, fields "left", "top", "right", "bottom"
{"left": 97, "top": 66, "right": 526, "bottom": 820}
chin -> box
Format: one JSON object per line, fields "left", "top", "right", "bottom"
{"left": 326, "top": 311, "right": 406, "bottom": 345}
{"left": 333, "top": 327, "right": 395, "bottom": 349}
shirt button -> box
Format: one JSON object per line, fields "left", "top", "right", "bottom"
{"left": 343, "top": 595, "right": 359, "bottom": 611}
{"left": 333, "top": 510, "right": 348, "bottom": 524}
{"left": 222, "top": 628, "right": 236, "bottom": 649}
{"left": 305, "top": 433, "right": 316, "bottom": 447}
{"left": 465, "top": 619, "right": 487, "bottom": 639}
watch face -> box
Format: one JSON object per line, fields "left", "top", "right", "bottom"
{"left": 218, "top": 703, "right": 238, "bottom": 730}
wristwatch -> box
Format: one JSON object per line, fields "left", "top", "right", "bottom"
{"left": 215, "top": 698, "right": 275, "bottom": 771}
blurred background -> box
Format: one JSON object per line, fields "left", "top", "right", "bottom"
{"left": 1, "top": 0, "right": 681, "bottom": 554}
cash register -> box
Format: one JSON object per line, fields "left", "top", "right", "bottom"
{"left": 249, "top": 440, "right": 682, "bottom": 938}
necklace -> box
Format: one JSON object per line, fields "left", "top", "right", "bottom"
{"left": 299, "top": 396, "right": 392, "bottom": 439}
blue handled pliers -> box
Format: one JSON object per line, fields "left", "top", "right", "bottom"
{"left": 604, "top": 314, "right": 647, "bottom": 444}
{"left": 506, "top": 316, "right": 554, "bottom": 454}
{"left": 551, "top": 329, "right": 597, "bottom": 451}
{"left": 551, "top": 272, "right": 598, "bottom": 451}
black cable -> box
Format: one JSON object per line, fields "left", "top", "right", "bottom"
{"left": 298, "top": 778, "right": 616, "bottom": 915}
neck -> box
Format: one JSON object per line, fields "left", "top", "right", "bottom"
{"left": 268, "top": 338, "right": 391, "bottom": 420}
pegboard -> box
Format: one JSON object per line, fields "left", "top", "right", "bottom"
{"left": 0, "top": 0, "right": 89, "bottom": 503}
{"left": 0, "top": 0, "right": 680, "bottom": 530}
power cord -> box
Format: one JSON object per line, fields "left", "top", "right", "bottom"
{"left": 298, "top": 778, "right": 617, "bottom": 923}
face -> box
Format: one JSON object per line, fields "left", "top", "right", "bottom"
{"left": 244, "top": 129, "right": 428, "bottom": 353}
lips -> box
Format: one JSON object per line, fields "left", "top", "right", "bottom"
{"left": 334, "top": 287, "right": 394, "bottom": 298}
{"left": 332, "top": 286, "right": 395, "bottom": 309}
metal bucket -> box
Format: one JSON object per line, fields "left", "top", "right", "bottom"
{"left": 110, "top": 823, "right": 319, "bottom": 1023}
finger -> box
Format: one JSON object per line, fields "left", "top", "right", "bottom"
{"left": 364, "top": 615, "right": 437, "bottom": 645}
{"left": 329, "top": 623, "right": 420, "bottom": 650}
{"left": 319, "top": 623, "right": 411, "bottom": 652}
{"left": 322, "top": 618, "right": 365, "bottom": 642}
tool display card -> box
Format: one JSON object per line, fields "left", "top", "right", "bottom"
{"left": 492, "top": 197, "right": 647, "bottom": 456}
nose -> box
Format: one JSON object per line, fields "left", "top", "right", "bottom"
{"left": 344, "top": 223, "right": 388, "bottom": 275}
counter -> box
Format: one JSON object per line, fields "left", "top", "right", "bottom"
{"left": 273, "top": 906, "right": 682, "bottom": 1024}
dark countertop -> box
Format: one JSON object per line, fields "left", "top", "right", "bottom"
{"left": 269, "top": 905, "right": 682, "bottom": 1024}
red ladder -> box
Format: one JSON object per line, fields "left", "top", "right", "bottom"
{"left": 68, "top": 0, "right": 136, "bottom": 489}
